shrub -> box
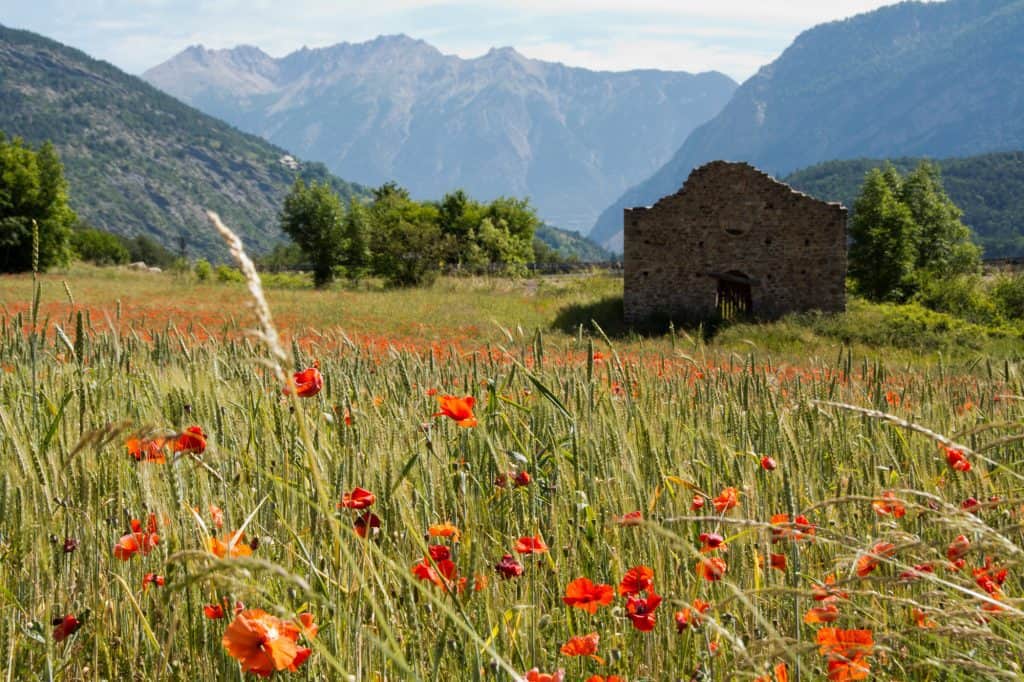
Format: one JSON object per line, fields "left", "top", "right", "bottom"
{"left": 989, "top": 272, "right": 1024, "bottom": 320}
{"left": 194, "top": 259, "right": 212, "bottom": 282}
{"left": 215, "top": 264, "right": 245, "bottom": 283}
{"left": 71, "top": 226, "right": 129, "bottom": 265}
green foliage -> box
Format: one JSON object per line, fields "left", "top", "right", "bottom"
{"left": 215, "top": 264, "right": 245, "bottom": 283}
{"left": 193, "top": 258, "right": 212, "bottom": 282}
{"left": 785, "top": 152, "right": 1024, "bottom": 258}
{"left": 849, "top": 167, "right": 919, "bottom": 301}
{"left": 341, "top": 200, "right": 371, "bottom": 281}
{"left": 369, "top": 190, "right": 444, "bottom": 287}
{"left": 280, "top": 179, "right": 347, "bottom": 287}
{"left": 255, "top": 242, "right": 307, "bottom": 273}
{"left": 913, "top": 274, "right": 1003, "bottom": 327}
{"left": 119, "top": 234, "right": 176, "bottom": 268}
{"left": 70, "top": 224, "right": 129, "bottom": 266}
{"left": 533, "top": 224, "right": 610, "bottom": 263}
{"left": 989, "top": 272, "right": 1024, "bottom": 320}
{"left": 849, "top": 163, "right": 981, "bottom": 302}
{"left": 0, "top": 134, "right": 75, "bottom": 272}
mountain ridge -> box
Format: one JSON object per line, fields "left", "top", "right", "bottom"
{"left": 144, "top": 37, "right": 737, "bottom": 235}
{"left": 590, "top": 0, "right": 1024, "bottom": 250}
{"left": 0, "top": 23, "right": 366, "bottom": 258}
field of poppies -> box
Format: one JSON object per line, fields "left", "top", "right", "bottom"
{"left": 0, "top": 258, "right": 1023, "bottom": 681}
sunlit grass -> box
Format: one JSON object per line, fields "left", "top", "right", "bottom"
{"left": 0, "top": 266, "right": 1022, "bottom": 680}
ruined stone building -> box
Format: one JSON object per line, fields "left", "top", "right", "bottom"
{"left": 623, "top": 161, "right": 847, "bottom": 324}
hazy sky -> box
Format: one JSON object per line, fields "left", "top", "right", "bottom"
{"left": 4, "top": 0, "right": 920, "bottom": 81}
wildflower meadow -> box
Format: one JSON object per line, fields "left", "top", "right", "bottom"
{"left": 0, "top": 224, "right": 1022, "bottom": 681}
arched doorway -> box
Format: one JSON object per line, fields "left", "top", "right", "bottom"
{"left": 715, "top": 271, "right": 752, "bottom": 319}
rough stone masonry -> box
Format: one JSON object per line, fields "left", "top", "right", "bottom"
{"left": 623, "top": 161, "right": 847, "bottom": 324}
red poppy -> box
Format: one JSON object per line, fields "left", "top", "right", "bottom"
{"left": 696, "top": 557, "right": 728, "bottom": 581}
{"left": 433, "top": 395, "right": 478, "bottom": 427}
{"left": 816, "top": 628, "right": 873, "bottom": 682}
{"left": 973, "top": 556, "right": 1008, "bottom": 596}
{"left": 353, "top": 512, "right": 381, "bottom": 538}
{"left": 945, "top": 446, "right": 971, "bottom": 472}
{"left": 699, "top": 532, "right": 726, "bottom": 553}
{"left": 614, "top": 510, "right": 643, "bottom": 526}
{"left": 513, "top": 471, "right": 531, "bottom": 487}
{"left": 142, "top": 573, "right": 165, "bottom": 590}
{"left": 812, "top": 575, "right": 849, "bottom": 601}
{"left": 961, "top": 497, "right": 980, "bottom": 513}
{"left": 769, "top": 553, "right": 787, "bottom": 572}
{"left": 871, "top": 491, "right": 906, "bottom": 518}
{"left": 690, "top": 495, "right": 705, "bottom": 511}
{"left": 411, "top": 557, "right": 458, "bottom": 589}
{"left": 585, "top": 676, "right": 625, "bottom": 682}
{"left": 286, "top": 364, "right": 323, "bottom": 398}
{"left": 618, "top": 565, "right": 654, "bottom": 596}
{"left": 898, "top": 563, "right": 935, "bottom": 582}
{"left": 515, "top": 535, "right": 548, "bottom": 555}
{"left": 222, "top": 609, "right": 314, "bottom": 677}
{"left": 947, "top": 534, "right": 971, "bottom": 562}
{"left": 563, "top": 577, "right": 615, "bottom": 614}
{"left": 52, "top": 614, "right": 83, "bottom": 641}
{"left": 524, "top": 669, "right": 565, "bottom": 682}
{"left": 428, "top": 522, "right": 461, "bottom": 541}
{"left": 674, "top": 599, "right": 711, "bottom": 631}
{"left": 913, "top": 608, "right": 936, "bottom": 628}
{"left": 560, "top": 632, "right": 601, "bottom": 661}
{"left": 712, "top": 487, "right": 739, "bottom": 513}
{"left": 113, "top": 518, "right": 160, "bottom": 561}
{"left": 770, "top": 513, "right": 815, "bottom": 543}
{"left": 208, "top": 532, "right": 254, "bottom": 559}
{"left": 856, "top": 542, "right": 895, "bottom": 577}
{"left": 495, "top": 554, "right": 524, "bottom": 579}
{"left": 429, "top": 545, "right": 451, "bottom": 562}
{"left": 204, "top": 603, "right": 226, "bottom": 619}
{"left": 174, "top": 425, "right": 207, "bottom": 454}
{"left": 126, "top": 435, "right": 168, "bottom": 463}
{"left": 754, "top": 663, "right": 789, "bottom": 682}
{"left": 339, "top": 487, "right": 376, "bottom": 510}
{"left": 760, "top": 456, "right": 777, "bottom": 471}
{"left": 804, "top": 603, "right": 840, "bottom": 623}
{"left": 625, "top": 591, "right": 662, "bottom": 631}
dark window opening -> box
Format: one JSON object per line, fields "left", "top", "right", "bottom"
{"left": 716, "top": 271, "right": 752, "bottom": 320}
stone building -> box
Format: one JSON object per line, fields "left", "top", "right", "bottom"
{"left": 623, "top": 161, "right": 847, "bottom": 323}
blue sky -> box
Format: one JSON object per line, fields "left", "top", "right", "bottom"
{"left": 3, "top": 0, "right": 917, "bottom": 81}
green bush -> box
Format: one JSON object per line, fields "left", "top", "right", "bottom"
{"left": 194, "top": 258, "right": 212, "bottom": 282}
{"left": 913, "top": 274, "right": 1003, "bottom": 326}
{"left": 989, "top": 272, "right": 1024, "bottom": 319}
{"left": 71, "top": 226, "right": 129, "bottom": 265}
{"left": 215, "top": 264, "right": 245, "bottom": 283}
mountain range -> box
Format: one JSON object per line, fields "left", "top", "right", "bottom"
{"left": 143, "top": 37, "right": 737, "bottom": 235}
{"left": 591, "top": 0, "right": 1024, "bottom": 251}
{"left": 0, "top": 24, "right": 366, "bottom": 258}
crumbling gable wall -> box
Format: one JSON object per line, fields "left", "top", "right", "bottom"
{"left": 623, "top": 161, "right": 847, "bottom": 323}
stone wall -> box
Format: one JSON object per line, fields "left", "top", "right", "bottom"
{"left": 624, "top": 161, "right": 847, "bottom": 324}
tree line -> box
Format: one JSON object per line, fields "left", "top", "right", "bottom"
{"left": 279, "top": 180, "right": 543, "bottom": 287}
